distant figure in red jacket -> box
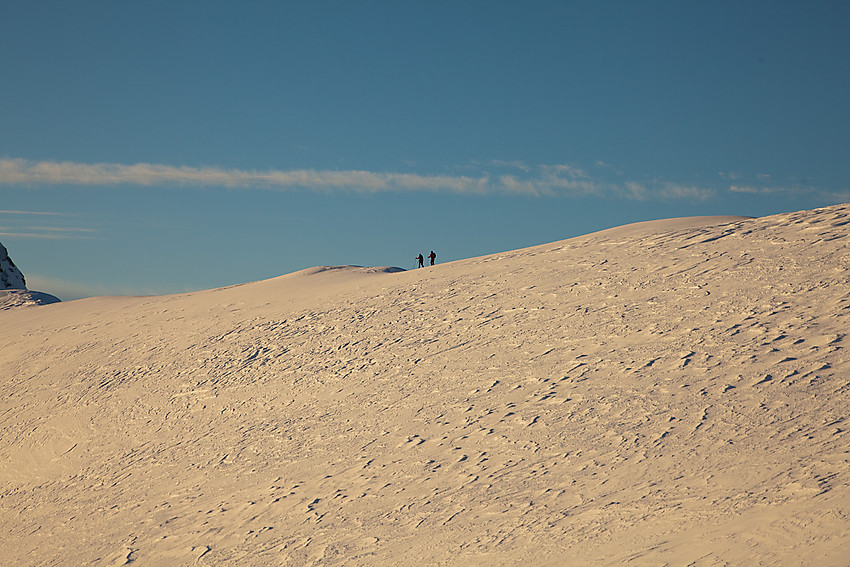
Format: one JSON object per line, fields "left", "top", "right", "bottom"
{"left": 428, "top": 250, "right": 436, "bottom": 266}
{"left": 416, "top": 253, "right": 424, "bottom": 268}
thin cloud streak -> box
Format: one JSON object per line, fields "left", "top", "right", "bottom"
{"left": 0, "top": 230, "right": 94, "bottom": 240}
{"left": 29, "top": 226, "right": 97, "bottom": 234}
{"left": 0, "top": 231, "right": 81, "bottom": 240}
{"left": 0, "top": 158, "right": 493, "bottom": 194}
{"left": 730, "top": 185, "right": 787, "bottom": 194}
{"left": 726, "top": 183, "right": 850, "bottom": 205}
{"left": 1, "top": 157, "right": 717, "bottom": 200}
{"left": 0, "top": 224, "right": 96, "bottom": 240}
{"left": 0, "top": 209, "right": 61, "bottom": 216}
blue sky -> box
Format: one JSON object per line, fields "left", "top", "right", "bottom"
{"left": 2, "top": 1, "right": 848, "bottom": 300}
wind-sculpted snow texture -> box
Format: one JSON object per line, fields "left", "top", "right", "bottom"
{"left": 1, "top": 205, "right": 849, "bottom": 565}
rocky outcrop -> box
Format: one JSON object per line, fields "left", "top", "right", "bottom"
{"left": 0, "top": 242, "right": 61, "bottom": 308}
{"left": 0, "top": 242, "right": 26, "bottom": 290}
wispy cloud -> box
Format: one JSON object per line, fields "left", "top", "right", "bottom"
{"left": 0, "top": 157, "right": 718, "bottom": 200}
{"left": 0, "top": 209, "right": 61, "bottom": 215}
{"left": 488, "top": 159, "right": 531, "bottom": 172}
{"left": 726, "top": 181, "right": 850, "bottom": 205}
{"left": 0, "top": 228, "right": 94, "bottom": 240}
{"left": 729, "top": 185, "right": 786, "bottom": 195}
{"left": 659, "top": 183, "right": 716, "bottom": 200}
{"left": 0, "top": 157, "right": 495, "bottom": 194}
{"left": 615, "top": 181, "right": 716, "bottom": 202}
{"left": 0, "top": 232, "right": 66, "bottom": 239}
{"left": 728, "top": 183, "right": 821, "bottom": 196}
{"left": 0, "top": 209, "right": 94, "bottom": 240}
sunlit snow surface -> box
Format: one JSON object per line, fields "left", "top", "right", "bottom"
{"left": 1, "top": 206, "right": 849, "bottom": 566}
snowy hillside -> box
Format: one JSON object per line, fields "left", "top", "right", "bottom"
{"left": 1, "top": 205, "right": 849, "bottom": 565}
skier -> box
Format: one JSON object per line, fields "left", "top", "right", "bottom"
{"left": 416, "top": 253, "right": 424, "bottom": 268}
{"left": 428, "top": 250, "right": 436, "bottom": 266}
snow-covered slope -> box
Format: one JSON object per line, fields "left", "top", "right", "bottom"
{"left": 1, "top": 206, "right": 849, "bottom": 565}
{"left": 0, "top": 242, "right": 26, "bottom": 290}
{"left": 0, "top": 290, "right": 62, "bottom": 310}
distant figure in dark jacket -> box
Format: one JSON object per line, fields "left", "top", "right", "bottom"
{"left": 416, "top": 253, "right": 424, "bottom": 268}
{"left": 428, "top": 250, "right": 436, "bottom": 266}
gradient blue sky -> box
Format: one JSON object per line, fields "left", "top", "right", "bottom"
{"left": 2, "top": 1, "right": 848, "bottom": 300}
